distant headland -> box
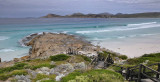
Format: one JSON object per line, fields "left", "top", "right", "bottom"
{"left": 41, "top": 12, "right": 160, "bottom": 18}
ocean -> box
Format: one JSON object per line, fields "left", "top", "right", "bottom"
{"left": 0, "top": 18, "right": 160, "bottom": 61}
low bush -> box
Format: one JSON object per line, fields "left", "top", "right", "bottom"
{"left": 127, "top": 53, "right": 160, "bottom": 65}
{"left": 41, "top": 80, "right": 56, "bottom": 82}
{"left": 32, "top": 74, "right": 48, "bottom": 82}
{"left": 30, "top": 63, "right": 56, "bottom": 70}
{"left": 0, "top": 62, "right": 27, "bottom": 74}
{"left": 50, "top": 54, "right": 70, "bottom": 61}
{"left": 10, "top": 70, "right": 27, "bottom": 76}
{"left": 80, "top": 55, "right": 91, "bottom": 62}
{"left": 0, "top": 70, "right": 27, "bottom": 81}
{"left": 32, "top": 74, "right": 56, "bottom": 82}
{"left": 0, "top": 74, "right": 10, "bottom": 81}
{"left": 98, "top": 51, "right": 108, "bottom": 58}
{"left": 118, "top": 55, "right": 128, "bottom": 60}
{"left": 142, "top": 53, "right": 160, "bottom": 57}
{"left": 61, "top": 69, "right": 124, "bottom": 82}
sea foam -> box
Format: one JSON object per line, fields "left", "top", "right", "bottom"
{"left": 0, "top": 36, "right": 9, "bottom": 41}
{"left": 0, "top": 49, "right": 15, "bottom": 52}
{"left": 127, "top": 22, "right": 157, "bottom": 26}
{"left": 76, "top": 22, "right": 160, "bottom": 34}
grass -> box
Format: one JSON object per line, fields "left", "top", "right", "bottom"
{"left": 98, "top": 51, "right": 128, "bottom": 60}
{"left": 23, "top": 58, "right": 56, "bottom": 70}
{"left": 41, "top": 80, "right": 56, "bottom": 82}
{"left": 50, "top": 54, "right": 70, "bottom": 61}
{"left": 127, "top": 53, "right": 160, "bottom": 65}
{"left": 80, "top": 55, "right": 91, "bottom": 62}
{"left": 30, "top": 63, "right": 56, "bottom": 70}
{"left": 0, "top": 69, "right": 27, "bottom": 81}
{"left": 98, "top": 51, "right": 109, "bottom": 59}
{"left": 61, "top": 69, "right": 124, "bottom": 82}
{"left": 109, "top": 53, "right": 160, "bottom": 72}
{"left": 32, "top": 74, "right": 56, "bottom": 82}
{"left": 0, "top": 62, "right": 27, "bottom": 74}
{"left": 118, "top": 55, "right": 128, "bottom": 60}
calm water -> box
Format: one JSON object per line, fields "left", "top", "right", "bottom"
{"left": 0, "top": 18, "right": 160, "bottom": 61}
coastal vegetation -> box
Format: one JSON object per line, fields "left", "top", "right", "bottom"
{"left": 0, "top": 54, "right": 93, "bottom": 81}
{"left": 61, "top": 69, "right": 124, "bottom": 82}
{"left": 0, "top": 70, "right": 27, "bottom": 81}
{"left": 0, "top": 62, "right": 27, "bottom": 74}
{"left": 127, "top": 53, "right": 160, "bottom": 65}
{"left": 50, "top": 54, "right": 70, "bottom": 61}
{"left": 0, "top": 52, "right": 160, "bottom": 81}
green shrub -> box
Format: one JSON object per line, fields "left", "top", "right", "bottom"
{"left": 127, "top": 53, "right": 160, "bottom": 65}
{"left": 0, "top": 74, "right": 10, "bottom": 81}
{"left": 50, "top": 54, "right": 70, "bottom": 61}
{"left": 41, "top": 80, "right": 56, "bottom": 82}
{"left": 68, "top": 75, "right": 89, "bottom": 82}
{"left": 0, "top": 62, "right": 27, "bottom": 74}
{"left": 0, "top": 70, "right": 28, "bottom": 81}
{"left": 61, "top": 70, "right": 82, "bottom": 81}
{"left": 80, "top": 55, "right": 91, "bottom": 62}
{"left": 118, "top": 55, "right": 128, "bottom": 60}
{"left": 98, "top": 51, "right": 118, "bottom": 59}
{"left": 98, "top": 52, "right": 108, "bottom": 58}
{"left": 142, "top": 53, "right": 160, "bottom": 57}
{"left": 33, "top": 74, "right": 48, "bottom": 82}
{"left": 61, "top": 69, "right": 124, "bottom": 82}
{"left": 103, "top": 51, "right": 118, "bottom": 57}
{"left": 30, "top": 63, "right": 56, "bottom": 70}
{"left": 32, "top": 74, "right": 56, "bottom": 82}
{"left": 10, "top": 70, "right": 27, "bottom": 76}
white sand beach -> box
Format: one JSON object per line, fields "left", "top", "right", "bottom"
{"left": 99, "top": 35, "right": 160, "bottom": 58}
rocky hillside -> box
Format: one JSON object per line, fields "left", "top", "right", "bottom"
{"left": 41, "top": 12, "right": 160, "bottom": 18}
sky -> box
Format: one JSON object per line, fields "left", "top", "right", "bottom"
{"left": 0, "top": 0, "right": 160, "bottom": 18}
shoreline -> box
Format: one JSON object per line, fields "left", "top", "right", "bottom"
{"left": 99, "top": 34, "right": 160, "bottom": 58}
{"left": 1, "top": 32, "right": 160, "bottom": 62}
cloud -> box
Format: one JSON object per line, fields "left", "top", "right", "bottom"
{"left": 0, "top": 0, "right": 160, "bottom": 17}
{"left": 106, "top": 0, "right": 160, "bottom": 4}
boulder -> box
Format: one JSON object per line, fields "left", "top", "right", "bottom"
{"left": 15, "top": 75, "right": 31, "bottom": 82}
{"left": 26, "top": 69, "right": 37, "bottom": 78}
{"left": 54, "top": 63, "right": 74, "bottom": 75}
{"left": 35, "top": 67, "right": 50, "bottom": 75}
{"left": 53, "top": 63, "right": 74, "bottom": 81}
{"left": 74, "top": 62, "right": 86, "bottom": 70}
{"left": 50, "top": 61, "right": 55, "bottom": 65}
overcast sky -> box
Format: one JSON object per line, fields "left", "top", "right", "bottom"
{"left": 0, "top": 0, "right": 160, "bottom": 18}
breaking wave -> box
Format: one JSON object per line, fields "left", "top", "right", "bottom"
{"left": 76, "top": 22, "right": 160, "bottom": 34}
{"left": 0, "top": 49, "right": 15, "bottom": 52}
{"left": 127, "top": 22, "right": 157, "bottom": 26}
{"left": 0, "top": 36, "right": 9, "bottom": 41}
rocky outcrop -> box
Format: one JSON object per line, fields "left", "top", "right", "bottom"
{"left": 15, "top": 75, "right": 31, "bottom": 82}
{"left": 25, "top": 32, "right": 101, "bottom": 59}
{"left": 25, "top": 62, "right": 87, "bottom": 81}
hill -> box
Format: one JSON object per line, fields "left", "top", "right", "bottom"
{"left": 41, "top": 12, "right": 160, "bottom": 18}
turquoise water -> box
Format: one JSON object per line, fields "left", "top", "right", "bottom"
{"left": 0, "top": 18, "right": 160, "bottom": 61}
